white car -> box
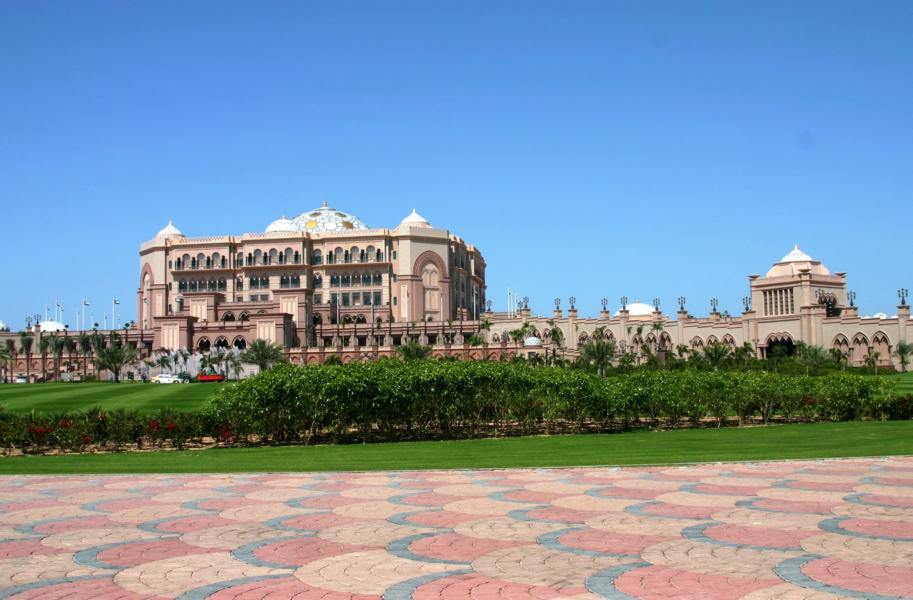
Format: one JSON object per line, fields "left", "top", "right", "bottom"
{"left": 151, "top": 374, "right": 183, "bottom": 384}
{"left": 13, "top": 375, "right": 28, "bottom": 384}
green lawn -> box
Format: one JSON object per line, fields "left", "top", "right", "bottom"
{"left": 892, "top": 370, "right": 913, "bottom": 395}
{"left": 0, "top": 420, "right": 910, "bottom": 474}
{"left": 0, "top": 382, "right": 220, "bottom": 414}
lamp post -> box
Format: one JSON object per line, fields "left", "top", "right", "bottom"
{"left": 710, "top": 298, "right": 719, "bottom": 313}
{"left": 678, "top": 296, "right": 686, "bottom": 312}
{"left": 112, "top": 298, "right": 120, "bottom": 332}
{"left": 900, "top": 288, "right": 909, "bottom": 307}
{"left": 742, "top": 296, "right": 751, "bottom": 312}
{"left": 620, "top": 296, "right": 628, "bottom": 311}
{"left": 652, "top": 298, "right": 661, "bottom": 312}
{"left": 848, "top": 291, "right": 856, "bottom": 307}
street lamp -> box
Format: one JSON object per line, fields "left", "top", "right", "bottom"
{"left": 847, "top": 291, "right": 856, "bottom": 307}
{"left": 112, "top": 298, "right": 120, "bottom": 331}
{"left": 620, "top": 296, "right": 628, "bottom": 311}
{"left": 710, "top": 298, "right": 719, "bottom": 313}
{"left": 678, "top": 296, "right": 686, "bottom": 311}
{"left": 742, "top": 296, "right": 751, "bottom": 312}
{"left": 900, "top": 288, "right": 909, "bottom": 307}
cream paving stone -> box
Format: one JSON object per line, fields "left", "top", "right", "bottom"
{"left": 108, "top": 504, "right": 204, "bottom": 524}
{"left": 756, "top": 488, "right": 849, "bottom": 504}
{"left": 40, "top": 527, "right": 160, "bottom": 550}
{"left": 711, "top": 508, "right": 826, "bottom": 531}
{"left": 552, "top": 494, "right": 639, "bottom": 513}
{"left": 332, "top": 500, "right": 409, "bottom": 519}
{"left": 0, "top": 504, "right": 95, "bottom": 525}
{"left": 0, "top": 553, "right": 109, "bottom": 586}
{"left": 585, "top": 513, "right": 702, "bottom": 537}
{"left": 218, "top": 502, "right": 321, "bottom": 523}
{"left": 800, "top": 533, "right": 913, "bottom": 566}
{"left": 740, "top": 583, "right": 855, "bottom": 600}
{"left": 433, "top": 483, "right": 514, "bottom": 497}
{"left": 472, "top": 545, "right": 636, "bottom": 589}
{"left": 640, "top": 539, "right": 800, "bottom": 578}
{"left": 443, "top": 497, "right": 537, "bottom": 516}
{"left": 293, "top": 549, "right": 462, "bottom": 594}
{"left": 317, "top": 521, "right": 424, "bottom": 547}
{"left": 830, "top": 503, "right": 913, "bottom": 522}
{"left": 453, "top": 517, "right": 566, "bottom": 542}
{"left": 244, "top": 488, "right": 327, "bottom": 502}
{"left": 114, "top": 551, "right": 287, "bottom": 597}
{"left": 339, "top": 486, "right": 401, "bottom": 500}
{"left": 179, "top": 523, "right": 287, "bottom": 550}
{"left": 654, "top": 491, "right": 752, "bottom": 508}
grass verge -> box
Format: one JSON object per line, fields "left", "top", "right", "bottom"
{"left": 0, "top": 420, "right": 910, "bottom": 474}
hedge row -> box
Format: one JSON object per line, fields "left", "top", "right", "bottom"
{"left": 0, "top": 362, "right": 907, "bottom": 453}
{"left": 208, "top": 361, "right": 907, "bottom": 443}
{"left": 0, "top": 407, "right": 218, "bottom": 453}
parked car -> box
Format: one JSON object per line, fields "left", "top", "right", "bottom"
{"left": 151, "top": 374, "right": 183, "bottom": 384}
{"left": 198, "top": 373, "right": 225, "bottom": 383}
{"left": 13, "top": 375, "right": 28, "bottom": 384}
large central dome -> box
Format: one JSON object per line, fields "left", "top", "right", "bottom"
{"left": 266, "top": 202, "right": 368, "bottom": 234}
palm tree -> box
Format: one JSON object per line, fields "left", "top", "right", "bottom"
{"left": 829, "top": 348, "right": 848, "bottom": 372}
{"left": 38, "top": 335, "right": 50, "bottom": 382}
{"left": 397, "top": 339, "right": 432, "bottom": 361}
{"left": 240, "top": 339, "right": 287, "bottom": 372}
{"left": 77, "top": 332, "right": 93, "bottom": 380}
{"left": 797, "top": 343, "right": 829, "bottom": 376}
{"left": 47, "top": 335, "right": 66, "bottom": 382}
{"left": 864, "top": 350, "right": 880, "bottom": 375}
{"left": 894, "top": 341, "right": 913, "bottom": 372}
{"left": 94, "top": 341, "right": 137, "bottom": 383}
{"left": 19, "top": 333, "right": 33, "bottom": 383}
{"left": 732, "top": 342, "right": 755, "bottom": 368}
{"left": 0, "top": 343, "right": 10, "bottom": 384}
{"left": 224, "top": 351, "right": 244, "bottom": 379}
{"left": 156, "top": 354, "right": 173, "bottom": 374}
{"left": 702, "top": 341, "right": 731, "bottom": 371}
{"left": 579, "top": 337, "right": 616, "bottom": 376}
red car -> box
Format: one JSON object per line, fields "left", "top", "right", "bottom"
{"left": 198, "top": 374, "right": 225, "bottom": 383}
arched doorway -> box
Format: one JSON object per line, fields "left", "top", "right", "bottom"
{"left": 766, "top": 334, "right": 795, "bottom": 358}
{"left": 233, "top": 337, "right": 247, "bottom": 350}
{"left": 198, "top": 338, "right": 211, "bottom": 353}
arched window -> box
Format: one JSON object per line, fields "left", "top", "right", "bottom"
{"left": 366, "top": 246, "right": 375, "bottom": 262}
{"left": 222, "top": 312, "right": 235, "bottom": 322}
{"left": 215, "top": 337, "right": 229, "bottom": 349}
{"left": 313, "top": 274, "right": 323, "bottom": 288}
{"left": 352, "top": 273, "right": 361, "bottom": 286}
{"left": 233, "top": 337, "right": 247, "bottom": 350}
{"left": 268, "top": 248, "right": 278, "bottom": 265}
{"left": 178, "top": 279, "right": 187, "bottom": 292}
{"left": 239, "top": 312, "right": 250, "bottom": 322}
{"left": 342, "top": 273, "right": 351, "bottom": 286}
{"left": 253, "top": 249, "right": 262, "bottom": 265}
{"left": 312, "top": 249, "right": 322, "bottom": 265}
{"left": 218, "top": 278, "right": 226, "bottom": 291}
{"left": 334, "top": 247, "right": 344, "bottom": 263}
{"left": 373, "top": 272, "right": 382, "bottom": 285}
{"left": 198, "top": 338, "right": 211, "bottom": 352}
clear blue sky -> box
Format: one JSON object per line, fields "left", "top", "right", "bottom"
{"left": 1, "top": 1, "right": 911, "bottom": 330}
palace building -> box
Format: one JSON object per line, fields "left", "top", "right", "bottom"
{"left": 488, "top": 245, "right": 911, "bottom": 370}
{"left": 138, "top": 203, "right": 487, "bottom": 353}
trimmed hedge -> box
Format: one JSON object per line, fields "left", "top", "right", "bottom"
{"left": 0, "top": 362, "right": 906, "bottom": 453}
{"left": 208, "top": 361, "right": 904, "bottom": 444}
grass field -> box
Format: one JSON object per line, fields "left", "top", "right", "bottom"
{"left": 0, "top": 420, "right": 910, "bottom": 475}
{"left": 0, "top": 382, "right": 221, "bottom": 414}
{"left": 893, "top": 370, "right": 913, "bottom": 394}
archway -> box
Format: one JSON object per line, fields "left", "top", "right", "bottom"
{"left": 232, "top": 337, "right": 247, "bottom": 350}
{"left": 197, "top": 338, "right": 211, "bottom": 353}
{"left": 766, "top": 334, "right": 795, "bottom": 358}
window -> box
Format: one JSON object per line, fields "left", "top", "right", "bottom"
{"left": 352, "top": 273, "right": 361, "bottom": 286}
{"left": 178, "top": 279, "right": 187, "bottom": 292}
{"left": 236, "top": 278, "right": 243, "bottom": 291}
{"left": 342, "top": 293, "right": 351, "bottom": 306}
{"left": 342, "top": 273, "right": 351, "bottom": 286}
{"left": 373, "top": 291, "right": 382, "bottom": 306}
{"left": 218, "top": 279, "right": 226, "bottom": 291}
{"left": 313, "top": 274, "right": 323, "bottom": 288}
{"left": 313, "top": 294, "right": 322, "bottom": 305}
{"left": 373, "top": 273, "right": 382, "bottom": 285}
{"left": 392, "top": 250, "right": 397, "bottom": 260}
{"left": 312, "top": 250, "right": 322, "bottom": 265}
{"left": 250, "top": 277, "right": 259, "bottom": 290}
{"left": 291, "top": 275, "right": 300, "bottom": 287}
{"left": 393, "top": 297, "right": 398, "bottom": 306}
{"left": 260, "top": 276, "right": 269, "bottom": 288}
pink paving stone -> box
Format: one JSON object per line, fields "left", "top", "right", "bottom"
{"left": 296, "top": 495, "right": 365, "bottom": 509}
{"left": 6, "top": 578, "right": 167, "bottom": 599}
{"left": 413, "top": 573, "right": 580, "bottom": 600}
{"left": 254, "top": 538, "right": 370, "bottom": 567}
{"left": 408, "top": 532, "right": 523, "bottom": 562}
{"left": 839, "top": 518, "right": 913, "bottom": 539}
{"left": 205, "top": 576, "right": 380, "bottom": 600}
{"left": 650, "top": 472, "right": 710, "bottom": 482}
{"left": 154, "top": 515, "right": 238, "bottom": 533}
{"left": 783, "top": 480, "right": 856, "bottom": 492}
{"left": 596, "top": 486, "right": 664, "bottom": 500}
{"left": 860, "top": 494, "right": 913, "bottom": 508}
{"left": 614, "top": 565, "right": 780, "bottom": 600}
{"left": 309, "top": 481, "right": 357, "bottom": 492}
{"left": 0, "top": 498, "right": 63, "bottom": 512}
{"left": 702, "top": 524, "right": 816, "bottom": 549}
{"left": 558, "top": 529, "right": 671, "bottom": 555}
{"left": 95, "top": 540, "right": 215, "bottom": 567}
{"left": 0, "top": 540, "right": 65, "bottom": 559}
{"left": 94, "top": 498, "right": 161, "bottom": 512}
{"left": 397, "top": 492, "right": 465, "bottom": 506}
{"left": 401, "top": 509, "right": 481, "bottom": 528}
{"left": 32, "top": 515, "right": 117, "bottom": 534}
{"left": 281, "top": 513, "right": 363, "bottom": 531}
{"left": 194, "top": 497, "right": 270, "bottom": 511}
{"left": 749, "top": 498, "right": 837, "bottom": 514}
{"left": 523, "top": 506, "right": 604, "bottom": 523}
{"left": 498, "top": 490, "right": 565, "bottom": 503}
{"left": 640, "top": 502, "right": 717, "bottom": 520}
{"left": 802, "top": 558, "right": 913, "bottom": 597}
{"left": 691, "top": 483, "right": 766, "bottom": 495}
{"left": 868, "top": 476, "right": 913, "bottom": 486}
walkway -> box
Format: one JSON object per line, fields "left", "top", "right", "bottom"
{"left": 1, "top": 457, "right": 912, "bottom": 598}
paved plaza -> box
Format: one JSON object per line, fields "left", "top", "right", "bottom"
{"left": 0, "top": 458, "right": 912, "bottom": 599}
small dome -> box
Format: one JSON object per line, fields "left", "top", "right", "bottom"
{"left": 765, "top": 245, "right": 830, "bottom": 278}
{"left": 156, "top": 220, "right": 183, "bottom": 238}
{"left": 0, "top": 320, "right": 8, "bottom": 332}
{"left": 289, "top": 201, "right": 368, "bottom": 234}
{"left": 265, "top": 215, "right": 298, "bottom": 233}
{"left": 524, "top": 336, "right": 543, "bottom": 347}
{"left": 399, "top": 208, "right": 431, "bottom": 228}
{"left": 614, "top": 301, "right": 655, "bottom": 318}
{"left": 38, "top": 320, "right": 66, "bottom": 333}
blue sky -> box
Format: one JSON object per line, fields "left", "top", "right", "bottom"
{"left": 1, "top": 1, "right": 911, "bottom": 329}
